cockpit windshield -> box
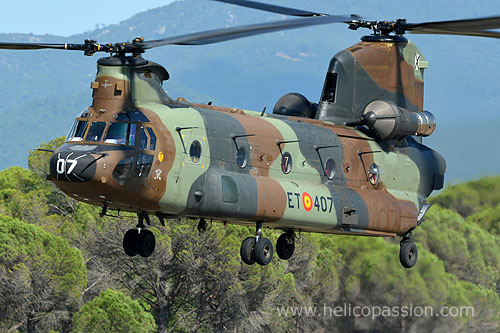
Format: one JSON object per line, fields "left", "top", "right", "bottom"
{"left": 66, "top": 109, "right": 90, "bottom": 142}
{"left": 67, "top": 120, "right": 89, "bottom": 142}
{"left": 86, "top": 122, "right": 107, "bottom": 142}
{"left": 104, "top": 123, "right": 136, "bottom": 146}
{"left": 65, "top": 109, "right": 156, "bottom": 147}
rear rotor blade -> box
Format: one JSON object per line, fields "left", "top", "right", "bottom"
{"left": 213, "top": 0, "right": 326, "bottom": 17}
{"left": 143, "top": 15, "right": 350, "bottom": 48}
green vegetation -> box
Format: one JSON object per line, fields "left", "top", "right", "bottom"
{"left": 431, "top": 176, "right": 500, "bottom": 237}
{"left": 73, "top": 289, "right": 156, "bottom": 333}
{"left": 0, "top": 140, "right": 500, "bottom": 332}
{"left": 0, "top": 215, "right": 86, "bottom": 332}
{"left": 431, "top": 176, "right": 500, "bottom": 218}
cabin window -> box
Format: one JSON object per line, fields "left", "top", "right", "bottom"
{"left": 321, "top": 72, "right": 338, "bottom": 103}
{"left": 104, "top": 122, "right": 136, "bottom": 146}
{"left": 190, "top": 140, "right": 202, "bottom": 163}
{"left": 86, "top": 122, "right": 107, "bottom": 142}
{"left": 147, "top": 127, "right": 157, "bottom": 150}
{"left": 139, "top": 126, "right": 148, "bottom": 150}
{"left": 67, "top": 120, "right": 88, "bottom": 142}
{"left": 134, "top": 154, "right": 154, "bottom": 177}
{"left": 324, "top": 158, "right": 336, "bottom": 180}
{"left": 368, "top": 163, "right": 381, "bottom": 185}
{"left": 236, "top": 146, "right": 248, "bottom": 168}
{"left": 281, "top": 152, "right": 292, "bottom": 174}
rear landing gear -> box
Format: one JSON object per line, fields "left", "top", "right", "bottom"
{"left": 240, "top": 222, "right": 274, "bottom": 266}
{"left": 123, "top": 212, "right": 156, "bottom": 258}
{"left": 399, "top": 232, "right": 418, "bottom": 268}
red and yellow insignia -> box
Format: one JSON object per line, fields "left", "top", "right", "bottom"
{"left": 158, "top": 151, "right": 164, "bottom": 162}
{"left": 302, "top": 192, "right": 313, "bottom": 212}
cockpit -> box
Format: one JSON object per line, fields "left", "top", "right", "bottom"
{"left": 62, "top": 108, "right": 159, "bottom": 184}
{"left": 66, "top": 109, "right": 156, "bottom": 150}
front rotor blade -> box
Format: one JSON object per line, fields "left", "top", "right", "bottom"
{"left": 143, "top": 15, "right": 349, "bottom": 48}
{"left": 403, "top": 15, "right": 500, "bottom": 38}
{"left": 0, "top": 42, "right": 87, "bottom": 51}
{"left": 213, "top": 0, "right": 326, "bottom": 17}
{"left": 408, "top": 28, "right": 500, "bottom": 39}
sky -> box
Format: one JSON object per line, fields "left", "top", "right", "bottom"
{"left": 0, "top": 0, "right": 175, "bottom": 36}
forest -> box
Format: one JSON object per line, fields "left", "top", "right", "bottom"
{"left": 0, "top": 137, "right": 499, "bottom": 332}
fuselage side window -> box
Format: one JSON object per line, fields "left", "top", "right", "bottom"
{"left": 321, "top": 72, "right": 338, "bottom": 103}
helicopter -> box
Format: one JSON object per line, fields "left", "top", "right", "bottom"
{"left": 1, "top": 0, "right": 499, "bottom": 269}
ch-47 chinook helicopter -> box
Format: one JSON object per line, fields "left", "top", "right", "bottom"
{"left": 2, "top": 0, "right": 499, "bottom": 269}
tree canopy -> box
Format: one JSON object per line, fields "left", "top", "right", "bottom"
{"left": 73, "top": 289, "right": 156, "bottom": 332}
{"left": 0, "top": 215, "right": 87, "bottom": 332}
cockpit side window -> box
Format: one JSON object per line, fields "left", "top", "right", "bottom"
{"left": 129, "top": 124, "right": 137, "bottom": 146}
{"left": 134, "top": 154, "right": 154, "bottom": 177}
{"left": 147, "top": 127, "right": 157, "bottom": 150}
{"left": 139, "top": 126, "right": 148, "bottom": 150}
{"left": 86, "top": 122, "right": 107, "bottom": 142}
{"left": 67, "top": 120, "right": 88, "bottom": 142}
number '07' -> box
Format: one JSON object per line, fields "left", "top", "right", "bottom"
{"left": 56, "top": 158, "right": 78, "bottom": 174}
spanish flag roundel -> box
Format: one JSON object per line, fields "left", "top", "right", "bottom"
{"left": 302, "top": 192, "right": 313, "bottom": 212}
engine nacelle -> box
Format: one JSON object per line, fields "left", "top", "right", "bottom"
{"left": 362, "top": 100, "right": 436, "bottom": 141}
{"left": 273, "top": 93, "right": 317, "bottom": 119}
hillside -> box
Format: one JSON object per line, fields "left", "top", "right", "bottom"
{"left": 0, "top": 0, "right": 499, "bottom": 182}
{"left": 0, "top": 140, "right": 499, "bottom": 332}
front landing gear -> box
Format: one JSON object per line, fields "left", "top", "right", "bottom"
{"left": 240, "top": 237, "right": 256, "bottom": 265}
{"left": 240, "top": 222, "right": 274, "bottom": 266}
{"left": 123, "top": 212, "right": 156, "bottom": 258}
{"left": 276, "top": 231, "right": 295, "bottom": 260}
{"left": 399, "top": 232, "right": 418, "bottom": 268}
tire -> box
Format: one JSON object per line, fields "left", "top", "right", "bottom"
{"left": 137, "top": 229, "right": 156, "bottom": 258}
{"left": 400, "top": 241, "right": 418, "bottom": 268}
{"left": 123, "top": 229, "right": 139, "bottom": 257}
{"left": 254, "top": 237, "right": 274, "bottom": 266}
{"left": 240, "top": 237, "right": 256, "bottom": 265}
{"left": 276, "top": 233, "right": 295, "bottom": 260}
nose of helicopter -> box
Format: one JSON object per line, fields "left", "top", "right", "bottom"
{"left": 48, "top": 146, "right": 164, "bottom": 212}
{"left": 49, "top": 150, "right": 101, "bottom": 182}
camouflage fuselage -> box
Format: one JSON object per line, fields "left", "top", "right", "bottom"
{"left": 51, "top": 39, "right": 446, "bottom": 238}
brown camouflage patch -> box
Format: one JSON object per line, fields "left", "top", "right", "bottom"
{"left": 347, "top": 42, "right": 424, "bottom": 110}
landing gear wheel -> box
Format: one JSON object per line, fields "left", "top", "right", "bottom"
{"left": 123, "top": 229, "right": 139, "bottom": 257}
{"left": 137, "top": 229, "right": 156, "bottom": 258}
{"left": 400, "top": 241, "right": 418, "bottom": 268}
{"left": 254, "top": 237, "right": 274, "bottom": 266}
{"left": 240, "top": 237, "right": 256, "bottom": 265}
{"left": 276, "top": 233, "right": 295, "bottom": 260}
